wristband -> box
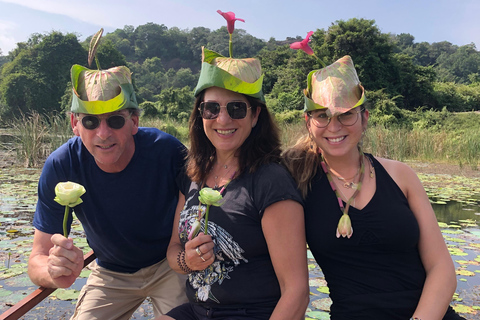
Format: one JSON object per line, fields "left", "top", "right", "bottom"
{"left": 177, "top": 249, "right": 194, "bottom": 274}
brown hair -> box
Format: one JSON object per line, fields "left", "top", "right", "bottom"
{"left": 282, "top": 107, "right": 368, "bottom": 199}
{"left": 186, "top": 91, "right": 282, "bottom": 184}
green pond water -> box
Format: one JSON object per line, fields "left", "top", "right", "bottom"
{"left": 1, "top": 167, "right": 479, "bottom": 319}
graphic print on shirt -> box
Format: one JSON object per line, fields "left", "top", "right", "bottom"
{"left": 179, "top": 192, "right": 248, "bottom": 303}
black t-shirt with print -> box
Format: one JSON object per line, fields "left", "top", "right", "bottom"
{"left": 177, "top": 163, "right": 303, "bottom": 311}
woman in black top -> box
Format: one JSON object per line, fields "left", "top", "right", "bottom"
{"left": 156, "top": 11, "right": 309, "bottom": 320}
{"left": 283, "top": 52, "right": 464, "bottom": 320}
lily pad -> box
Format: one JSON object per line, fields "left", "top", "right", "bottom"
{"left": 51, "top": 289, "right": 80, "bottom": 301}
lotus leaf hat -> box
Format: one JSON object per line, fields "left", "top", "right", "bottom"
{"left": 70, "top": 64, "right": 138, "bottom": 115}
{"left": 304, "top": 55, "right": 366, "bottom": 116}
{"left": 193, "top": 10, "right": 265, "bottom": 102}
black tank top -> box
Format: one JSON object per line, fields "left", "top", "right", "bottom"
{"left": 305, "top": 154, "right": 460, "bottom": 319}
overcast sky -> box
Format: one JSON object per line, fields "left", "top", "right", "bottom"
{"left": 1, "top": 0, "right": 479, "bottom": 55}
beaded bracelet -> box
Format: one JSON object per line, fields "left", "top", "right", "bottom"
{"left": 177, "top": 249, "right": 194, "bottom": 274}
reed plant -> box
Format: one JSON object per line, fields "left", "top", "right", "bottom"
{"left": 11, "top": 111, "right": 49, "bottom": 167}
{"left": 140, "top": 116, "right": 190, "bottom": 145}
{"left": 5, "top": 111, "right": 479, "bottom": 171}
{"left": 10, "top": 111, "right": 72, "bottom": 167}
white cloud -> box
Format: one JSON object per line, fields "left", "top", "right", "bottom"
{"left": 0, "top": 19, "right": 17, "bottom": 54}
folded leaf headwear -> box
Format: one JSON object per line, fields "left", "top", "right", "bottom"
{"left": 304, "top": 55, "right": 366, "bottom": 116}
{"left": 70, "top": 64, "right": 139, "bottom": 115}
{"left": 193, "top": 10, "right": 265, "bottom": 102}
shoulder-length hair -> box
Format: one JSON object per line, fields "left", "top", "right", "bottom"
{"left": 186, "top": 90, "right": 282, "bottom": 184}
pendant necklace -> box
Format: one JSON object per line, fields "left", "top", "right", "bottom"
{"left": 213, "top": 163, "right": 236, "bottom": 189}
{"left": 328, "top": 164, "right": 360, "bottom": 189}
{"left": 320, "top": 151, "right": 365, "bottom": 239}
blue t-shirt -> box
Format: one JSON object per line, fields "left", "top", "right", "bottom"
{"left": 33, "top": 127, "right": 186, "bottom": 273}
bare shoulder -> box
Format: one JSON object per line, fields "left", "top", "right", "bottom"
{"left": 375, "top": 157, "right": 416, "bottom": 176}
{"left": 374, "top": 157, "right": 420, "bottom": 193}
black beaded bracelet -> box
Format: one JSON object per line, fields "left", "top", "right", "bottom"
{"left": 177, "top": 250, "right": 194, "bottom": 274}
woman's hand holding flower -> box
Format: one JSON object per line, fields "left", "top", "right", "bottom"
{"left": 184, "top": 233, "right": 215, "bottom": 270}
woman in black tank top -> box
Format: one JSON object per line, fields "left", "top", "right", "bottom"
{"left": 283, "top": 52, "right": 464, "bottom": 320}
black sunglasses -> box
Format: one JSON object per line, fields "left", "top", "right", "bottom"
{"left": 79, "top": 114, "right": 130, "bottom": 130}
{"left": 199, "top": 101, "right": 250, "bottom": 120}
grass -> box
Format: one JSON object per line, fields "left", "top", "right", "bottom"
{"left": 3, "top": 113, "right": 479, "bottom": 170}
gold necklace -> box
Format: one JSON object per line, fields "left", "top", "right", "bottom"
{"left": 326, "top": 163, "right": 361, "bottom": 189}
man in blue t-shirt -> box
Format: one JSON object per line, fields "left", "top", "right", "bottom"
{"left": 28, "top": 63, "right": 187, "bottom": 319}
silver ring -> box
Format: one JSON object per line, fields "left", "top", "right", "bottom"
{"left": 200, "top": 256, "right": 206, "bottom": 262}
{"left": 196, "top": 247, "right": 202, "bottom": 256}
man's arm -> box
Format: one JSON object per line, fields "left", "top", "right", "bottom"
{"left": 28, "top": 229, "right": 84, "bottom": 288}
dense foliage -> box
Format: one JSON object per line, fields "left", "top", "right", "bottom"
{"left": 0, "top": 19, "right": 479, "bottom": 124}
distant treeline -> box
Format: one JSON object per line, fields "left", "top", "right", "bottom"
{"left": 0, "top": 18, "right": 479, "bottom": 123}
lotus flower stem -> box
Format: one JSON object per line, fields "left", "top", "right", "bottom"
{"left": 63, "top": 206, "right": 70, "bottom": 237}
{"left": 204, "top": 206, "right": 211, "bottom": 235}
{"left": 229, "top": 34, "right": 233, "bottom": 58}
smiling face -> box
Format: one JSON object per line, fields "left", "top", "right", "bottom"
{"left": 202, "top": 87, "right": 260, "bottom": 158}
{"left": 307, "top": 107, "right": 369, "bottom": 159}
{"left": 71, "top": 109, "right": 139, "bottom": 173}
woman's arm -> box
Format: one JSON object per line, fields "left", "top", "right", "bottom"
{"left": 382, "top": 159, "right": 457, "bottom": 320}
{"left": 166, "top": 191, "right": 215, "bottom": 274}
{"left": 262, "top": 199, "right": 309, "bottom": 320}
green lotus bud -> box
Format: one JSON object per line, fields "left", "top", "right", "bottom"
{"left": 54, "top": 182, "right": 86, "bottom": 208}
{"left": 198, "top": 188, "right": 224, "bottom": 206}
{"left": 336, "top": 213, "right": 353, "bottom": 238}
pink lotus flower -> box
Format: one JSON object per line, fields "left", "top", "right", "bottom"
{"left": 217, "top": 10, "right": 245, "bottom": 34}
{"left": 336, "top": 213, "right": 353, "bottom": 238}
{"left": 290, "top": 31, "right": 314, "bottom": 55}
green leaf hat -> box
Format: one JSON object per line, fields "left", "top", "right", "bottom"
{"left": 70, "top": 28, "right": 138, "bottom": 115}
{"left": 304, "top": 55, "right": 366, "bottom": 116}
{"left": 193, "top": 10, "right": 265, "bottom": 102}
{"left": 70, "top": 65, "right": 139, "bottom": 114}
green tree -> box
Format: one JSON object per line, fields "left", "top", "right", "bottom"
{"left": 322, "top": 18, "right": 397, "bottom": 92}
{"left": 134, "top": 23, "right": 168, "bottom": 60}
{"left": 436, "top": 44, "right": 480, "bottom": 83}
{"left": 0, "top": 31, "right": 86, "bottom": 118}
{"left": 155, "top": 86, "right": 194, "bottom": 119}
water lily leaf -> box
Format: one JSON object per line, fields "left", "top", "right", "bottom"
{"left": 456, "top": 269, "right": 476, "bottom": 276}
{"left": 4, "top": 274, "right": 34, "bottom": 287}
{"left": 443, "top": 229, "right": 463, "bottom": 234}
{"left": 448, "top": 248, "right": 468, "bottom": 256}
{"left": 445, "top": 236, "right": 467, "bottom": 243}
{"left": 51, "top": 288, "right": 80, "bottom": 301}
{"left": 452, "top": 303, "right": 476, "bottom": 314}
{"left": 0, "top": 289, "right": 12, "bottom": 297}
{"left": 79, "top": 269, "right": 91, "bottom": 278}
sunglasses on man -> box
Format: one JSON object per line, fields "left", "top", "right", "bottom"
{"left": 199, "top": 101, "right": 251, "bottom": 120}
{"left": 78, "top": 114, "right": 131, "bottom": 130}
